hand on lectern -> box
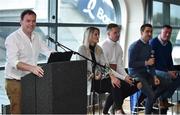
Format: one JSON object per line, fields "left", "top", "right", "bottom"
{"left": 31, "top": 65, "right": 44, "bottom": 77}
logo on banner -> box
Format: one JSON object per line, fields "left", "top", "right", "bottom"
{"left": 80, "top": 0, "right": 115, "bottom": 24}
{"left": 83, "top": 0, "right": 96, "bottom": 19}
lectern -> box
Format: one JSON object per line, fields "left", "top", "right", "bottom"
{"left": 21, "top": 60, "right": 87, "bottom": 114}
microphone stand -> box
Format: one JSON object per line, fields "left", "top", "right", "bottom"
{"left": 48, "top": 37, "right": 106, "bottom": 114}
{"left": 92, "top": 62, "right": 96, "bottom": 115}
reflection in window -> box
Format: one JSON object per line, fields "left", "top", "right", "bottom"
{"left": 170, "top": 4, "right": 180, "bottom": 26}
{"left": 153, "top": 1, "right": 163, "bottom": 26}
{"left": 58, "top": 0, "right": 117, "bottom": 24}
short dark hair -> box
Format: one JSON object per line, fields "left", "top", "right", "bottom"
{"left": 107, "top": 23, "right": 120, "bottom": 31}
{"left": 162, "top": 25, "right": 172, "bottom": 29}
{"left": 140, "top": 23, "right": 152, "bottom": 32}
{"left": 20, "top": 9, "right": 36, "bottom": 20}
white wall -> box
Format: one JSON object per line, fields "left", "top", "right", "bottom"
{"left": 118, "top": 0, "right": 145, "bottom": 67}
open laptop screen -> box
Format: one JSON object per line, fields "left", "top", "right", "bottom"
{"left": 47, "top": 51, "right": 73, "bottom": 63}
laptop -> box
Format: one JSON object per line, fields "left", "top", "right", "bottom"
{"left": 47, "top": 51, "right": 73, "bottom": 63}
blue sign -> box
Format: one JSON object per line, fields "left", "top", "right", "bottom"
{"left": 77, "top": 0, "right": 116, "bottom": 24}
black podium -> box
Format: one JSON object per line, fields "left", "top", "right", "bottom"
{"left": 21, "top": 60, "right": 87, "bottom": 114}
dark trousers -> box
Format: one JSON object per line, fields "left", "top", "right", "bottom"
{"left": 92, "top": 78, "right": 112, "bottom": 114}
{"left": 112, "top": 80, "right": 139, "bottom": 110}
{"left": 93, "top": 78, "right": 111, "bottom": 94}
{"left": 102, "top": 79, "right": 139, "bottom": 113}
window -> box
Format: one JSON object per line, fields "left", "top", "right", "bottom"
{"left": 0, "top": 0, "right": 121, "bottom": 66}
{"left": 0, "top": 26, "right": 18, "bottom": 66}
{"left": 170, "top": 4, "right": 180, "bottom": 65}
{"left": 57, "top": 0, "right": 120, "bottom": 59}
{"left": 57, "top": 27, "right": 107, "bottom": 52}
{"left": 153, "top": 1, "right": 163, "bottom": 26}
{"left": 58, "top": 0, "right": 117, "bottom": 24}
{"left": 170, "top": 4, "right": 180, "bottom": 26}
{"left": 0, "top": 0, "right": 48, "bottom": 22}
{"left": 172, "top": 29, "right": 180, "bottom": 65}
{"left": 152, "top": 0, "right": 180, "bottom": 65}
{"left": 0, "top": 0, "right": 121, "bottom": 102}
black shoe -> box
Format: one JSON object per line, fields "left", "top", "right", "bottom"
{"left": 178, "top": 100, "right": 180, "bottom": 104}
{"left": 152, "top": 108, "right": 160, "bottom": 114}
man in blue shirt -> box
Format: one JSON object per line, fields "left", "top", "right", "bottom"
{"left": 150, "top": 25, "right": 180, "bottom": 108}
{"left": 128, "top": 23, "right": 164, "bottom": 114}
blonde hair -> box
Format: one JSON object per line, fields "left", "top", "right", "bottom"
{"left": 83, "top": 27, "right": 100, "bottom": 47}
{"left": 82, "top": 27, "right": 102, "bottom": 56}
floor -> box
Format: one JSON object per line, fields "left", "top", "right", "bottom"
{"left": 122, "top": 97, "right": 180, "bottom": 115}
{"left": 87, "top": 90, "right": 180, "bottom": 115}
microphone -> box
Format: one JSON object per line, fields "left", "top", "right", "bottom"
{"left": 132, "top": 77, "right": 140, "bottom": 85}
{"left": 150, "top": 50, "right": 155, "bottom": 67}
{"left": 47, "top": 36, "right": 67, "bottom": 51}
{"left": 151, "top": 50, "right": 155, "bottom": 58}
{"left": 48, "top": 36, "right": 55, "bottom": 43}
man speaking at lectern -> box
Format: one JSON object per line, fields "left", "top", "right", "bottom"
{"left": 4, "top": 9, "right": 54, "bottom": 114}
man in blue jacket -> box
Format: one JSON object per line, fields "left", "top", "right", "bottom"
{"left": 150, "top": 25, "right": 180, "bottom": 108}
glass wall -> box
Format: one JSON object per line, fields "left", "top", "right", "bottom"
{"left": 153, "top": 1, "right": 163, "bottom": 26}
{"left": 170, "top": 4, "right": 180, "bottom": 27}
{"left": 153, "top": 0, "right": 180, "bottom": 65}
{"left": 170, "top": 3, "right": 180, "bottom": 65}
{"left": 0, "top": 0, "right": 48, "bottom": 22}
{"left": 57, "top": 26, "right": 107, "bottom": 52}
{"left": 57, "top": 0, "right": 120, "bottom": 59}
{"left": 0, "top": 26, "right": 18, "bottom": 66}
{"left": 0, "top": 0, "right": 121, "bottom": 66}
{"left": 0, "top": 0, "right": 121, "bottom": 101}
{"left": 58, "top": 0, "right": 116, "bottom": 24}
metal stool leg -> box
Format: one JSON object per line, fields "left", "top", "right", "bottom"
{"left": 136, "top": 92, "right": 139, "bottom": 115}
{"left": 157, "top": 98, "right": 161, "bottom": 114}
{"left": 98, "top": 93, "right": 101, "bottom": 115}
{"left": 177, "top": 88, "right": 179, "bottom": 113}
{"left": 87, "top": 94, "right": 91, "bottom": 114}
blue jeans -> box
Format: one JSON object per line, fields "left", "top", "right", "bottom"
{"left": 132, "top": 71, "right": 166, "bottom": 114}
{"left": 133, "top": 72, "right": 155, "bottom": 114}
{"left": 156, "top": 70, "right": 180, "bottom": 100}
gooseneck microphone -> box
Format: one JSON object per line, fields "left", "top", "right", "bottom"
{"left": 47, "top": 36, "right": 108, "bottom": 70}
{"left": 47, "top": 36, "right": 55, "bottom": 43}
{"left": 47, "top": 36, "right": 67, "bottom": 51}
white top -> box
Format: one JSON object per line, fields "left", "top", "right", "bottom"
{"left": 77, "top": 44, "right": 123, "bottom": 95}
{"left": 5, "top": 27, "right": 54, "bottom": 80}
{"left": 77, "top": 45, "right": 106, "bottom": 95}
{"left": 100, "top": 38, "right": 127, "bottom": 80}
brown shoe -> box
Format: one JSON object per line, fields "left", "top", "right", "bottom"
{"left": 160, "top": 100, "right": 174, "bottom": 108}
{"left": 163, "top": 100, "right": 174, "bottom": 107}
{"left": 160, "top": 100, "right": 167, "bottom": 109}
